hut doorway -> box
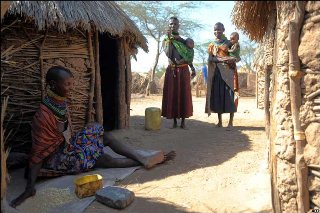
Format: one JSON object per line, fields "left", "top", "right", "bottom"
{"left": 99, "top": 33, "right": 119, "bottom": 131}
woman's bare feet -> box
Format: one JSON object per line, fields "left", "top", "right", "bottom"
{"left": 180, "top": 118, "right": 185, "bottom": 129}
{"left": 170, "top": 122, "right": 178, "bottom": 129}
{"left": 10, "top": 188, "right": 36, "bottom": 208}
{"left": 170, "top": 118, "right": 178, "bottom": 129}
{"left": 216, "top": 122, "right": 222, "bottom": 128}
{"left": 139, "top": 150, "right": 176, "bottom": 169}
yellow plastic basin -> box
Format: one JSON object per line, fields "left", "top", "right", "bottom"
{"left": 145, "top": 107, "right": 161, "bottom": 130}
{"left": 74, "top": 174, "right": 103, "bottom": 198}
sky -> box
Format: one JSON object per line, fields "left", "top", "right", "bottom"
{"left": 130, "top": 1, "right": 250, "bottom": 73}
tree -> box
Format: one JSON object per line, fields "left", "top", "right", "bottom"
{"left": 117, "top": 1, "right": 203, "bottom": 95}
{"left": 239, "top": 40, "right": 257, "bottom": 72}
{"left": 194, "top": 41, "right": 211, "bottom": 66}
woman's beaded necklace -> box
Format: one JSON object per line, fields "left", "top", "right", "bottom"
{"left": 42, "top": 89, "right": 67, "bottom": 120}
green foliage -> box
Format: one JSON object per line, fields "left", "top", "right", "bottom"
{"left": 194, "top": 41, "right": 211, "bottom": 65}
{"left": 239, "top": 39, "right": 257, "bottom": 72}
{"left": 117, "top": 1, "right": 203, "bottom": 41}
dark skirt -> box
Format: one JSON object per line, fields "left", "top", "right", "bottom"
{"left": 210, "top": 66, "right": 237, "bottom": 113}
{"left": 162, "top": 65, "right": 193, "bottom": 119}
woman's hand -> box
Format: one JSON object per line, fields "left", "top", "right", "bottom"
{"left": 167, "top": 29, "right": 171, "bottom": 37}
{"left": 191, "top": 69, "right": 196, "bottom": 79}
{"left": 173, "top": 35, "right": 181, "bottom": 40}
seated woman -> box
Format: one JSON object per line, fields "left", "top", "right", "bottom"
{"left": 10, "top": 66, "right": 176, "bottom": 208}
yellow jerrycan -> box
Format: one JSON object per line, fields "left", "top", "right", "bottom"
{"left": 145, "top": 107, "right": 161, "bottom": 130}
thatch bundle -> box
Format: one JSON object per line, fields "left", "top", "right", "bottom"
{"left": 232, "top": 1, "right": 276, "bottom": 42}
{"left": 2, "top": 1, "right": 148, "bottom": 51}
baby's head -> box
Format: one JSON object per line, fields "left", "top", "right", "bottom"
{"left": 230, "top": 32, "right": 239, "bottom": 44}
{"left": 186, "top": 38, "right": 194, "bottom": 49}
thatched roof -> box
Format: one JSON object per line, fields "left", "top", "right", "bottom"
{"left": 1, "top": 1, "right": 148, "bottom": 51}
{"left": 232, "top": 1, "right": 276, "bottom": 42}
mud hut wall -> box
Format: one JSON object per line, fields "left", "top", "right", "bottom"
{"left": 269, "top": 2, "right": 298, "bottom": 213}
{"left": 1, "top": 19, "right": 93, "bottom": 151}
{"left": 298, "top": 1, "right": 320, "bottom": 209}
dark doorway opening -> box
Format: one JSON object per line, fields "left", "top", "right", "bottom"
{"left": 99, "top": 33, "right": 119, "bottom": 131}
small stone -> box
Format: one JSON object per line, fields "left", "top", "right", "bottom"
{"left": 95, "top": 186, "right": 135, "bottom": 209}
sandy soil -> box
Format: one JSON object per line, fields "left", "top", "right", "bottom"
{"left": 85, "top": 95, "right": 272, "bottom": 213}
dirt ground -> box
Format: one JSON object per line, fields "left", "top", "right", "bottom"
{"left": 85, "top": 95, "right": 272, "bottom": 213}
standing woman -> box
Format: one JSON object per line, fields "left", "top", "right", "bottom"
{"left": 161, "top": 16, "right": 196, "bottom": 129}
{"left": 205, "top": 22, "right": 239, "bottom": 127}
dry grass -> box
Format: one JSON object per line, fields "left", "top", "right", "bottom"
{"left": 1, "top": 1, "right": 147, "bottom": 51}
{"left": 232, "top": 1, "right": 276, "bottom": 42}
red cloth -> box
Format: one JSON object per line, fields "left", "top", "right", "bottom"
{"left": 161, "top": 65, "right": 193, "bottom": 119}
{"left": 29, "top": 104, "right": 64, "bottom": 165}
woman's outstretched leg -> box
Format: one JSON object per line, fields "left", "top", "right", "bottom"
{"left": 103, "top": 133, "right": 176, "bottom": 169}
{"left": 95, "top": 153, "right": 140, "bottom": 168}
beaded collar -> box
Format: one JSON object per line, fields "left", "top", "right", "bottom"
{"left": 42, "top": 89, "right": 67, "bottom": 120}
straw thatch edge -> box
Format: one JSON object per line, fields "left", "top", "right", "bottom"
{"left": 1, "top": 1, "right": 148, "bottom": 52}
{"left": 231, "top": 1, "right": 276, "bottom": 42}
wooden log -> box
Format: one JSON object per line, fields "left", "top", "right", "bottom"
{"left": 313, "top": 106, "right": 320, "bottom": 111}
{"left": 94, "top": 31, "right": 103, "bottom": 125}
{"left": 286, "top": 1, "right": 309, "bottom": 212}
{"left": 308, "top": 164, "right": 320, "bottom": 170}
{"left": 310, "top": 170, "right": 320, "bottom": 178}
{"left": 87, "top": 30, "right": 96, "bottom": 123}
{"left": 307, "top": 89, "right": 320, "bottom": 101}
{"left": 314, "top": 99, "right": 320, "bottom": 104}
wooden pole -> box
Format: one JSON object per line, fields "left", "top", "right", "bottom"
{"left": 40, "top": 30, "right": 48, "bottom": 100}
{"left": 256, "top": 68, "right": 258, "bottom": 108}
{"left": 94, "top": 31, "right": 103, "bottom": 125}
{"left": 87, "top": 30, "right": 96, "bottom": 123}
{"left": 117, "top": 38, "right": 126, "bottom": 129}
{"left": 264, "top": 65, "right": 271, "bottom": 138}
{"left": 286, "top": 1, "right": 309, "bottom": 212}
{"left": 1, "top": 1, "right": 11, "bottom": 19}
{"left": 123, "top": 37, "right": 132, "bottom": 128}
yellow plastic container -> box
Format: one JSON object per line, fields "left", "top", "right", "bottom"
{"left": 74, "top": 174, "right": 103, "bottom": 198}
{"left": 145, "top": 107, "right": 161, "bottom": 130}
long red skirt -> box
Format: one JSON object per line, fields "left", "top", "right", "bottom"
{"left": 161, "top": 65, "right": 193, "bottom": 119}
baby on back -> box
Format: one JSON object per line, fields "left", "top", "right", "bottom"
{"left": 228, "top": 32, "right": 241, "bottom": 62}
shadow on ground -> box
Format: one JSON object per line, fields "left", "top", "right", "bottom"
{"left": 85, "top": 196, "right": 271, "bottom": 213}
{"left": 85, "top": 196, "right": 202, "bottom": 213}
{"left": 107, "top": 115, "right": 264, "bottom": 185}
